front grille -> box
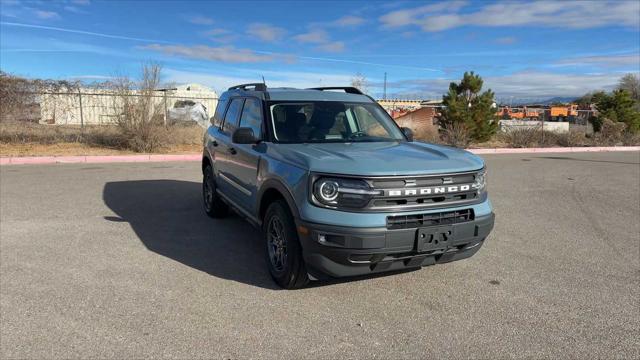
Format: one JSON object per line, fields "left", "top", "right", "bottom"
{"left": 386, "top": 209, "right": 474, "bottom": 230}
{"left": 362, "top": 171, "right": 482, "bottom": 211}
{"left": 371, "top": 173, "right": 474, "bottom": 188}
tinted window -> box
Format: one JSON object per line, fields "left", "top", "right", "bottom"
{"left": 238, "top": 98, "right": 263, "bottom": 138}
{"left": 222, "top": 98, "right": 243, "bottom": 133}
{"left": 211, "top": 99, "right": 227, "bottom": 127}
{"left": 269, "top": 101, "right": 404, "bottom": 143}
{"left": 352, "top": 105, "right": 388, "bottom": 137}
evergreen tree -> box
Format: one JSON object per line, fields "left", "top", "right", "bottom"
{"left": 437, "top": 72, "right": 498, "bottom": 142}
{"left": 593, "top": 89, "right": 640, "bottom": 133}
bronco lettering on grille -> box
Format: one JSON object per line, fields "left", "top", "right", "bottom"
{"left": 386, "top": 184, "right": 471, "bottom": 197}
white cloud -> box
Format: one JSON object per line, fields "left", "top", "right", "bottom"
{"left": 163, "top": 68, "right": 354, "bottom": 93}
{"left": 380, "top": 1, "right": 467, "bottom": 28}
{"left": 187, "top": 15, "right": 214, "bottom": 25}
{"left": 494, "top": 36, "right": 517, "bottom": 45}
{"left": 317, "top": 41, "right": 345, "bottom": 53}
{"left": 332, "top": 15, "right": 365, "bottom": 27}
{"left": 64, "top": 5, "right": 87, "bottom": 14}
{"left": 201, "top": 28, "right": 236, "bottom": 43}
{"left": 203, "top": 28, "right": 228, "bottom": 36}
{"left": 142, "top": 44, "right": 277, "bottom": 63}
{"left": 554, "top": 54, "right": 640, "bottom": 68}
{"left": 35, "top": 10, "right": 59, "bottom": 19}
{"left": 293, "top": 29, "right": 329, "bottom": 44}
{"left": 386, "top": 71, "right": 639, "bottom": 99}
{"left": 246, "top": 23, "right": 286, "bottom": 42}
{"left": 292, "top": 29, "right": 348, "bottom": 53}
{"left": 380, "top": 0, "right": 640, "bottom": 31}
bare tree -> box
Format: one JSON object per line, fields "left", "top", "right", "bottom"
{"left": 618, "top": 73, "right": 640, "bottom": 102}
{"left": 109, "top": 63, "right": 167, "bottom": 152}
{"left": 0, "top": 71, "right": 79, "bottom": 123}
{"left": 350, "top": 72, "right": 369, "bottom": 94}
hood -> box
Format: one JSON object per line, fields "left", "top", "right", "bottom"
{"left": 266, "top": 141, "right": 484, "bottom": 176}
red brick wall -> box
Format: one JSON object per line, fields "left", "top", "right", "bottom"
{"left": 394, "top": 107, "right": 438, "bottom": 130}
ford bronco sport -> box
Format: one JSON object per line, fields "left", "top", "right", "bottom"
{"left": 202, "top": 83, "right": 495, "bottom": 289}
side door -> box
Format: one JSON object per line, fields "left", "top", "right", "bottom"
{"left": 204, "top": 97, "right": 227, "bottom": 170}
{"left": 224, "top": 97, "right": 264, "bottom": 212}
{"left": 215, "top": 97, "right": 244, "bottom": 201}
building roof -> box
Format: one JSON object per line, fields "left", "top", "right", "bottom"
{"left": 175, "top": 83, "right": 215, "bottom": 93}
{"left": 393, "top": 106, "right": 438, "bottom": 123}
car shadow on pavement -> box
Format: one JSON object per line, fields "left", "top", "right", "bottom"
{"left": 102, "top": 180, "right": 280, "bottom": 290}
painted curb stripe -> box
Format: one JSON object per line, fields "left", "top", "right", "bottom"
{"left": 1, "top": 147, "right": 638, "bottom": 165}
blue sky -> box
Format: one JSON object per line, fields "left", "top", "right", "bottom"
{"left": 1, "top": 0, "right": 639, "bottom": 101}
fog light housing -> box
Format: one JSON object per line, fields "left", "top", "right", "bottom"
{"left": 318, "top": 234, "right": 327, "bottom": 244}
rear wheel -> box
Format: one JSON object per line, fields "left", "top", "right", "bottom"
{"left": 263, "top": 200, "right": 309, "bottom": 289}
{"left": 203, "top": 164, "right": 228, "bottom": 218}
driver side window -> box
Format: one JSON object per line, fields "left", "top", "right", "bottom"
{"left": 238, "top": 98, "right": 262, "bottom": 139}
{"left": 222, "top": 98, "right": 244, "bottom": 134}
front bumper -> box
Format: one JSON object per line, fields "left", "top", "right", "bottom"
{"left": 297, "top": 213, "right": 495, "bottom": 279}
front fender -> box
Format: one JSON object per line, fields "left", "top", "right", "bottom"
{"left": 257, "top": 179, "right": 301, "bottom": 220}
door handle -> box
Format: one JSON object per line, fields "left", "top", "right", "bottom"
{"left": 212, "top": 140, "right": 218, "bottom": 147}
{"left": 228, "top": 147, "right": 237, "bottom": 155}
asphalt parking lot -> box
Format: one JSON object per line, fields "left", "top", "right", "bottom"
{"left": 1, "top": 151, "right": 639, "bottom": 359}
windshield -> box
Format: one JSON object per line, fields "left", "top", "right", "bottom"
{"left": 269, "top": 101, "right": 405, "bottom": 143}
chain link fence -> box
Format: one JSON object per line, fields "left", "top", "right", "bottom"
{"left": 30, "top": 90, "right": 218, "bottom": 128}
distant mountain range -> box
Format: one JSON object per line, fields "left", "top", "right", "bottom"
{"left": 498, "top": 96, "right": 578, "bottom": 106}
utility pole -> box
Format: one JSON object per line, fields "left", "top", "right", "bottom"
{"left": 78, "top": 88, "right": 84, "bottom": 131}
{"left": 155, "top": 87, "right": 177, "bottom": 127}
{"left": 383, "top": 72, "right": 387, "bottom": 100}
{"left": 163, "top": 92, "right": 168, "bottom": 127}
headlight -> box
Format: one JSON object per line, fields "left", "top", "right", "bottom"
{"left": 472, "top": 170, "right": 486, "bottom": 194}
{"left": 317, "top": 180, "right": 339, "bottom": 202}
{"left": 312, "top": 177, "right": 381, "bottom": 209}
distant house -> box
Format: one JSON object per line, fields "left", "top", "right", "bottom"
{"left": 392, "top": 107, "right": 439, "bottom": 134}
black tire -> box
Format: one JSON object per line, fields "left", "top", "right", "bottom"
{"left": 263, "top": 200, "right": 309, "bottom": 289}
{"left": 203, "top": 164, "right": 228, "bottom": 218}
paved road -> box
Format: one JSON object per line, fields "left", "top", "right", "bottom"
{"left": 1, "top": 152, "right": 639, "bottom": 359}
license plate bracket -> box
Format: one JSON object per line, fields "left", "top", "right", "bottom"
{"left": 416, "top": 226, "right": 454, "bottom": 252}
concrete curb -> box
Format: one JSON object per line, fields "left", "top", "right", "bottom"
{"left": 1, "top": 154, "right": 201, "bottom": 165}
{"left": 467, "top": 146, "right": 640, "bottom": 154}
{"left": 1, "top": 146, "right": 638, "bottom": 165}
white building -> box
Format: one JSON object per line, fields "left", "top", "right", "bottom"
{"left": 39, "top": 83, "right": 218, "bottom": 125}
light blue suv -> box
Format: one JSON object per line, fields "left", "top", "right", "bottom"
{"left": 202, "top": 83, "right": 495, "bottom": 289}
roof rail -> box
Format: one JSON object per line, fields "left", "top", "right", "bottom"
{"left": 228, "top": 83, "right": 267, "bottom": 91}
{"left": 307, "top": 87, "right": 363, "bottom": 95}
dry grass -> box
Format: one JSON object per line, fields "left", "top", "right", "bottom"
{"left": 411, "top": 125, "right": 441, "bottom": 144}
{"left": 0, "top": 142, "right": 201, "bottom": 157}
{"left": 497, "top": 128, "right": 540, "bottom": 148}
{"left": 0, "top": 121, "right": 203, "bottom": 156}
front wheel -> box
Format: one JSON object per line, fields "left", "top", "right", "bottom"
{"left": 263, "top": 200, "right": 309, "bottom": 289}
{"left": 203, "top": 164, "right": 228, "bottom": 218}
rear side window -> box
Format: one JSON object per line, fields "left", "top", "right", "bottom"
{"left": 211, "top": 99, "right": 228, "bottom": 127}
{"left": 238, "top": 98, "right": 263, "bottom": 138}
{"left": 222, "top": 98, "right": 244, "bottom": 134}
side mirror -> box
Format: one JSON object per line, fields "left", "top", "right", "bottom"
{"left": 232, "top": 127, "right": 259, "bottom": 144}
{"left": 401, "top": 127, "right": 414, "bottom": 142}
